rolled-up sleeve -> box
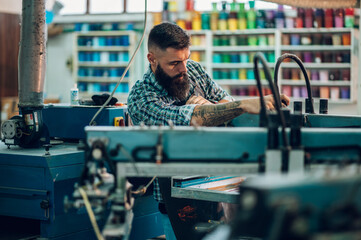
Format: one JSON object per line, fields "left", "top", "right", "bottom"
{"left": 128, "top": 85, "right": 197, "bottom": 126}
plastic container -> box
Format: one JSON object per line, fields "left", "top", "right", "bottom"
{"left": 238, "top": 3, "right": 247, "bottom": 29}
{"left": 275, "top": 5, "right": 285, "bottom": 29}
{"left": 285, "top": 8, "right": 297, "bottom": 28}
{"left": 265, "top": 10, "right": 275, "bottom": 28}
{"left": 256, "top": 10, "right": 266, "bottom": 29}
{"left": 211, "top": 2, "right": 219, "bottom": 30}
{"left": 70, "top": 84, "right": 79, "bottom": 105}
{"left": 246, "top": 1, "right": 256, "bottom": 29}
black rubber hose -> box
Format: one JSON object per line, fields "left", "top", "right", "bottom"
{"left": 254, "top": 52, "right": 289, "bottom": 148}
{"left": 274, "top": 53, "right": 315, "bottom": 114}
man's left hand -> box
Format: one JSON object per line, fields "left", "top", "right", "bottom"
{"left": 186, "top": 95, "right": 213, "bottom": 105}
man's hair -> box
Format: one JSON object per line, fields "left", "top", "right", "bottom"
{"left": 148, "top": 22, "right": 191, "bottom": 51}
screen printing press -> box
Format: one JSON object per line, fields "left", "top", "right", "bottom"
{"left": 77, "top": 109, "right": 361, "bottom": 240}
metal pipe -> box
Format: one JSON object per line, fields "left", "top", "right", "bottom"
{"left": 274, "top": 53, "right": 315, "bottom": 114}
{"left": 18, "top": 0, "right": 47, "bottom": 109}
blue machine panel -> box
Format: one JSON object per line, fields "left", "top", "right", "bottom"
{"left": 42, "top": 104, "right": 127, "bottom": 139}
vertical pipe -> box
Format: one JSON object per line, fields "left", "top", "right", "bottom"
{"left": 18, "top": 0, "right": 46, "bottom": 109}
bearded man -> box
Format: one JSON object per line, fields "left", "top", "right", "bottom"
{"left": 127, "top": 22, "right": 290, "bottom": 240}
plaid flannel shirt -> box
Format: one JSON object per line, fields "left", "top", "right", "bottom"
{"left": 127, "top": 60, "right": 233, "bottom": 201}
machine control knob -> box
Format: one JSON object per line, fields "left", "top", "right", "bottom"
{"left": 43, "top": 144, "right": 52, "bottom": 156}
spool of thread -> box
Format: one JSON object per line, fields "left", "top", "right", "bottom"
{"left": 213, "top": 70, "right": 221, "bottom": 79}
{"left": 304, "top": 9, "right": 314, "bottom": 28}
{"left": 332, "top": 34, "right": 342, "bottom": 45}
{"left": 213, "top": 54, "right": 222, "bottom": 63}
{"left": 283, "top": 86, "right": 292, "bottom": 98}
{"left": 239, "top": 69, "right": 247, "bottom": 80}
{"left": 176, "top": 19, "right": 186, "bottom": 29}
{"left": 342, "top": 33, "right": 351, "bottom": 45}
{"left": 258, "top": 35, "right": 267, "bottom": 46}
{"left": 239, "top": 37, "right": 247, "bottom": 46}
{"left": 230, "top": 54, "right": 239, "bottom": 63}
{"left": 312, "top": 34, "right": 323, "bottom": 45}
{"left": 319, "top": 70, "right": 329, "bottom": 82}
{"left": 290, "top": 34, "right": 300, "bottom": 45}
{"left": 191, "top": 51, "right": 201, "bottom": 62}
{"left": 230, "top": 36, "right": 237, "bottom": 46}
{"left": 311, "top": 70, "right": 320, "bottom": 80}
{"left": 303, "top": 52, "right": 312, "bottom": 63}
{"left": 283, "top": 69, "right": 291, "bottom": 79}
{"left": 221, "top": 70, "right": 229, "bottom": 79}
{"left": 300, "top": 87, "right": 307, "bottom": 97}
{"left": 221, "top": 54, "right": 231, "bottom": 63}
{"left": 213, "top": 37, "right": 220, "bottom": 46}
{"left": 342, "top": 70, "right": 351, "bottom": 81}
{"left": 247, "top": 70, "right": 254, "bottom": 80}
{"left": 248, "top": 36, "right": 258, "bottom": 46}
{"left": 334, "top": 9, "right": 345, "bottom": 28}
{"left": 291, "top": 69, "right": 299, "bottom": 80}
{"left": 268, "top": 35, "right": 275, "bottom": 46}
{"left": 330, "top": 87, "right": 340, "bottom": 100}
{"left": 320, "top": 87, "right": 330, "bottom": 98}
{"left": 293, "top": 87, "right": 301, "bottom": 98}
{"left": 100, "top": 52, "right": 109, "bottom": 63}
{"left": 324, "top": 9, "right": 334, "bottom": 28}
{"left": 314, "top": 52, "right": 322, "bottom": 63}
{"left": 239, "top": 53, "right": 248, "bottom": 63}
{"left": 267, "top": 52, "right": 275, "bottom": 63}
{"left": 340, "top": 87, "right": 350, "bottom": 99}
{"left": 249, "top": 53, "right": 255, "bottom": 63}
{"left": 230, "top": 70, "right": 238, "bottom": 79}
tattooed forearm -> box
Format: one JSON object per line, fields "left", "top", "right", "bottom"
{"left": 191, "top": 101, "right": 245, "bottom": 126}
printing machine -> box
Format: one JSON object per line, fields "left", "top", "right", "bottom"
{"left": 1, "top": 0, "right": 361, "bottom": 239}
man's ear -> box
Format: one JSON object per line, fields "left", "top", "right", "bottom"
{"left": 147, "top": 52, "right": 156, "bottom": 65}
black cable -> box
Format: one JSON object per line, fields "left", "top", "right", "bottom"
{"left": 274, "top": 53, "right": 315, "bottom": 114}
{"left": 253, "top": 52, "right": 289, "bottom": 148}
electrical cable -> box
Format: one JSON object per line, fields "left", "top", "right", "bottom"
{"left": 131, "top": 176, "right": 156, "bottom": 195}
{"left": 89, "top": 0, "right": 148, "bottom": 126}
{"left": 274, "top": 53, "right": 314, "bottom": 114}
{"left": 78, "top": 187, "right": 104, "bottom": 240}
{"left": 254, "top": 52, "right": 289, "bottom": 148}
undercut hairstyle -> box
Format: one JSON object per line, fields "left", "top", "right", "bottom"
{"left": 148, "top": 22, "right": 191, "bottom": 51}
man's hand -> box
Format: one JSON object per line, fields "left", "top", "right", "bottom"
{"left": 241, "top": 94, "right": 290, "bottom": 114}
{"left": 186, "top": 95, "right": 213, "bottom": 105}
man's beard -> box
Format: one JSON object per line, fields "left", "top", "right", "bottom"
{"left": 155, "top": 64, "right": 190, "bottom": 101}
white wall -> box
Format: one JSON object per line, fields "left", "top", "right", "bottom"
{"left": 0, "top": 0, "right": 21, "bottom": 14}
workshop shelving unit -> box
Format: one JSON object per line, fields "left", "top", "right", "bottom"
{"left": 189, "top": 28, "right": 355, "bottom": 104}
{"left": 73, "top": 31, "right": 136, "bottom": 102}
{"left": 280, "top": 28, "right": 354, "bottom": 104}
